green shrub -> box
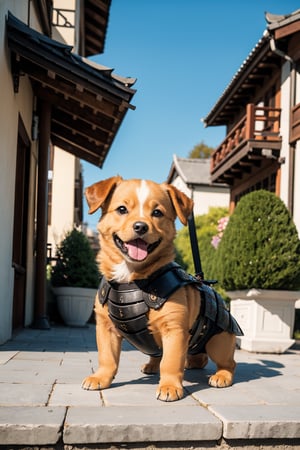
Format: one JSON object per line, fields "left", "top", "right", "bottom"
{"left": 51, "top": 229, "right": 100, "bottom": 288}
{"left": 215, "top": 190, "right": 300, "bottom": 290}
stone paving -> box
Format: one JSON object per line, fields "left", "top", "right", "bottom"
{"left": 0, "top": 325, "right": 299, "bottom": 448}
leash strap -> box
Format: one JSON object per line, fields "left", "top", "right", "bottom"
{"left": 188, "top": 211, "right": 217, "bottom": 285}
{"left": 188, "top": 211, "right": 204, "bottom": 280}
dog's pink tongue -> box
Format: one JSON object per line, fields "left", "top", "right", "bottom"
{"left": 125, "top": 239, "right": 148, "bottom": 261}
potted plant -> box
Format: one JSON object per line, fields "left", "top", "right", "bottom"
{"left": 51, "top": 229, "right": 100, "bottom": 327}
{"left": 214, "top": 190, "right": 300, "bottom": 353}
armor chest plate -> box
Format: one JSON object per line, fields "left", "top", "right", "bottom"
{"left": 98, "top": 263, "right": 243, "bottom": 356}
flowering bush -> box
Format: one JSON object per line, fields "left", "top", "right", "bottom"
{"left": 211, "top": 216, "right": 229, "bottom": 248}
{"left": 175, "top": 206, "right": 228, "bottom": 278}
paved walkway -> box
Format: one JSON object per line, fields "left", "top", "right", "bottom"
{"left": 0, "top": 325, "right": 299, "bottom": 449}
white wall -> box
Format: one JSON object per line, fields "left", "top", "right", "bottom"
{"left": 48, "top": 149, "right": 76, "bottom": 253}
{"left": 53, "top": 0, "right": 76, "bottom": 48}
{"left": 0, "top": 1, "right": 84, "bottom": 342}
{"left": 48, "top": 0, "right": 78, "bottom": 255}
{"left": 293, "top": 71, "right": 300, "bottom": 236}
{"left": 172, "top": 176, "right": 230, "bottom": 216}
{"left": 294, "top": 137, "right": 300, "bottom": 237}
{"left": 0, "top": 1, "right": 37, "bottom": 342}
{"left": 192, "top": 186, "right": 230, "bottom": 216}
{"left": 279, "top": 60, "right": 292, "bottom": 209}
{"left": 278, "top": 61, "right": 300, "bottom": 237}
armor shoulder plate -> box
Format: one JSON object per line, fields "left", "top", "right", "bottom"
{"left": 136, "top": 262, "right": 200, "bottom": 308}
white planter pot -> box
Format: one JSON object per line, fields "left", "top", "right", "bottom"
{"left": 228, "top": 289, "right": 300, "bottom": 353}
{"left": 53, "top": 286, "right": 97, "bottom": 327}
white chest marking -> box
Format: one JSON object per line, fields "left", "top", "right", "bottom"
{"left": 111, "top": 261, "right": 131, "bottom": 283}
{"left": 136, "top": 180, "right": 150, "bottom": 217}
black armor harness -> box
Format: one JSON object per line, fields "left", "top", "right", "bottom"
{"left": 98, "top": 262, "right": 243, "bottom": 357}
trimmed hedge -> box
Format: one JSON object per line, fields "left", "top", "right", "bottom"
{"left": 215, "top": 190, "right": 300, "bottom": 290}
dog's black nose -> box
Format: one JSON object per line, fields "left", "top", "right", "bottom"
{"left": 133, "top": 221, "right": 149, "bottom": 235}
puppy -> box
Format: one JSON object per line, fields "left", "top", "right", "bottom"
{"left": 82, "top": 176, "right": 242, "bottom": 401}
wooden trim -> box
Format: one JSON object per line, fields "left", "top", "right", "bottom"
{"left": 290, "top": 102, "right": 300, "bottom": 143}
{"left": 274, "top": 21, "right": 300, "bottom": 40}
{"left": 12, "top": 116, "right": 31, "bottom": 329}
{"left": 275, "top": 166, "right": 281, "bottom": 197}
{"left": 33, "top": 101, "right": 51, "bottom": 328}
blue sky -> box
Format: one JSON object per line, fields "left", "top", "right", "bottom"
{"left": 83, "top": 0, "right": 299, "bottom": 230}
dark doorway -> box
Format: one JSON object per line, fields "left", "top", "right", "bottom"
{"left": 12, "top": 116, "right": 31, "bottom": 330}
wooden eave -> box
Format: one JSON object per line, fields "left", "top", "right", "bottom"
{"left": 203, "top": 37, "right": 281, "bottom": 127}
{"left": 267, "top": 9, "right": 300, "bottom": 40}
{"left": 205, "top": 10, "right": 300, "bottom": 128}
{"left": 7, "top": 12, "right": 136, "bottom": 167}
{"left": 83, "top": 0, "right": 111, "bottom": 56}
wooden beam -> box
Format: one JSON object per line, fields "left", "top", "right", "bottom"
{"left": 33, "top": 83, "right": 117, "bottom": 133}
{"left": 33, "top": 101, "right": 51, "bottom": 330}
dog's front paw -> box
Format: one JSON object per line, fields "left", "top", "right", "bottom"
{"left": 208, "top": 369, "right": 233, "bottom": 388}
{"left": 81, "top": 373, "right": 112, "bottom": 390}
{"left": 156, "top": 384, "right": 184, "bottom": 402}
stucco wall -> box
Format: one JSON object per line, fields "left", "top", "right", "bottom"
{"left": 53, "top": 0, "right": 76, "bottom": 48}
{"left": 47, "top": 0, "right": 78, "bottom": 255}
{"left": 293, "top": 71, "right": 300, "bottom": 237}
{"left": 278, "top": 61, "right": 300, "bottom": 237}
{"left": 279, "top": 60, "right": 291, "bottom": 210}
{"left": 48, "top": 148, "right": 76, "bottom": 253}
{"left": 0, "top": 1, "right": 38, "bottom": 342}
{"left": 172, "top": 176, "right": 230, "bottom": 217}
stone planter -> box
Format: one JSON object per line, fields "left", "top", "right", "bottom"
{"left": 228, "top": 289, "right": 300, "bottom": 353}
{"left": 53, "top": 287, "right": 96, "bottom": 327}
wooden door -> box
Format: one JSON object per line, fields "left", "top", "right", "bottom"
{"left": 12, "top": 117, "right": 30, "bottom": 329}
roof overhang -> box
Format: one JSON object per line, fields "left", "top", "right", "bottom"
{"left": 203, "top": 37, "right": 280, "bottom": 127}
{"left": 266, "top": 9, "right": 300, "bottom": 39}
{"left": 6, "top": 12, "right": 136, "bottom": 167}
{"left": 83, "top": 0, "right": 111, "bottom": 56}
{"left": 204, "top": 9, "right": 300, "bottom": 128}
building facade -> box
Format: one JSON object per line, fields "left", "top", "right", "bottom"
{"left": 0, "top": 0, "right": 136, "bottom": 343}
{"left": 203, "top": 9, "right": 300, "bottom": 236}
{"left": 167, "top": 155, "right": 230, "bottom": 216}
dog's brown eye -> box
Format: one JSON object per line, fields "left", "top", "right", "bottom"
{"left": 152, "top": 209, "right": 163, "bottom": 218}
{"left": 116, "top": 205, "right": 128, "bottom": 215}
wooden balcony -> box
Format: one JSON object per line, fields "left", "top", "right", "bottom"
{"left": 210, "top": 104, "right": 282, "bottom": 184}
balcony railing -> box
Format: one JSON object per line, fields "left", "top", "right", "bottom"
{"left": 211, "top": 104, "right": 281, "bottom": 174}
{"left": 52, "top": 8, "right": 75, "bottom": 29}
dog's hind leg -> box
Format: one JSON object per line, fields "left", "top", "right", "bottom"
{"left": 141, "top": 356, "right": 161, "bottom": 374}
{"left": 185, "top": 352, "right": 208, "bottom": 369}
{"left": 82, "top": 304, "right": 122, "bottom": 390}
{"left": 205, "top": 331, "right": 236, "bottom": 388}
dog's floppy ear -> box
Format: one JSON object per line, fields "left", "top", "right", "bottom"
{"left": 163, "top": 184, "right": 194, "bottom": 225}
{"left": 85, "top": 176, "right": 123, "bottom": 214}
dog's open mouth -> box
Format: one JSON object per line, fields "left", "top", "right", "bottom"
{"left": 113, "top": 234, "right": 161, "bottom": 261}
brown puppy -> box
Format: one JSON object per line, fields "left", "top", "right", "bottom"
{"left": 82, "top": 176, "right": 240, "bottom": 401}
